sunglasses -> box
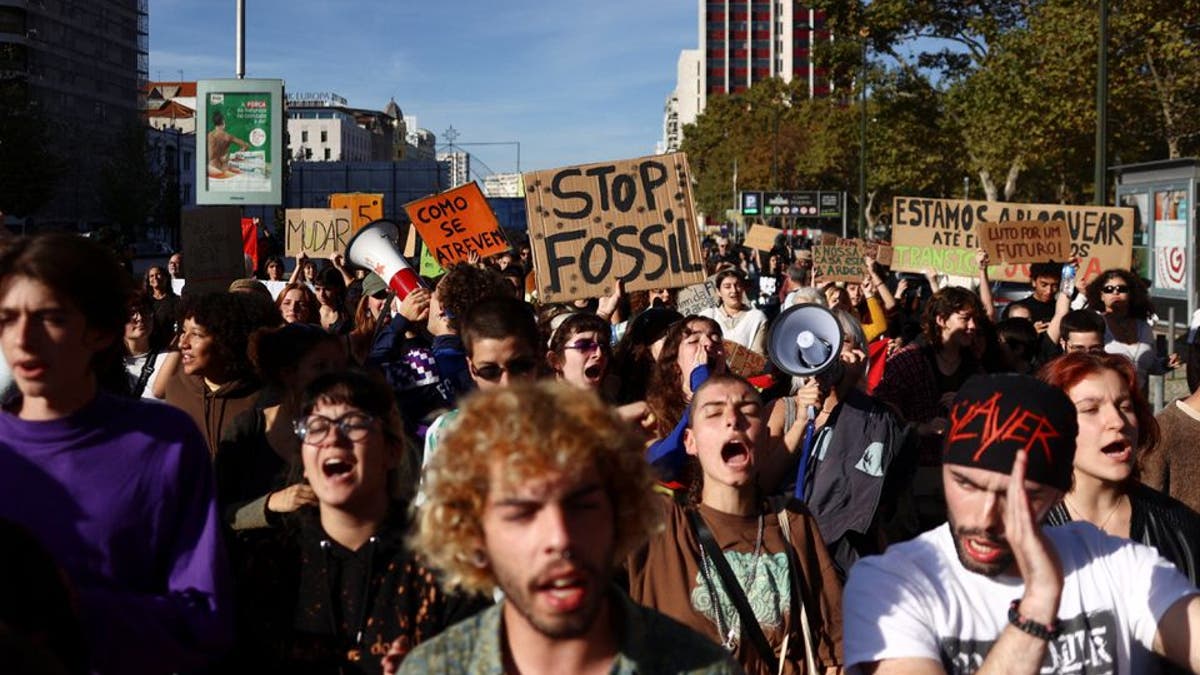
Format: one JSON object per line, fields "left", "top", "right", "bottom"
{"left": 293, "top": 412, "right": 375, "bottom": 444}
{"left": 471, "top": 356, "right": 539, "bottom": 382}
{"left": 1102, "top": 285, "right": 1130, "bottom": 294}
{"left": 563, "top": 339, "right": 606, "bottom": 354}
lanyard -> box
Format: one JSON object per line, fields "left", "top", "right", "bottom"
{"left": 793, "top": 417, "right": 817, "bottom": 500}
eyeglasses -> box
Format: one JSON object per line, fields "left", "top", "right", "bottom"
{"left": 293, "top": 412, "right": 375, "bottom": 444}
{"left": 563, "top": 339, "right": 605, "bottom": 354}
{"left": 1102, "top": 285, "right": 1129, "bottom": 294}
{"left": 471, "top": 356, "right": 539, "bottom": 382}
{"left": 1064, "top": 343, "right": 1105, "bottom": 354}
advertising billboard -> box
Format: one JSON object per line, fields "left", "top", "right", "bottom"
{"left": 196, "top": 78, "right": 284, "bottom": 205}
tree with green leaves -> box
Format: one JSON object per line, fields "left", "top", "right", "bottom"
{"left": 813, "top": 0, "right": 1190, "bottom": 207}
{"left": 1112, "top": 0, "right": 1200, "bottom": 159}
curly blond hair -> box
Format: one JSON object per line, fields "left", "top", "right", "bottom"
{"left": 414, "top": 381, "right": 661, "bottom": 594}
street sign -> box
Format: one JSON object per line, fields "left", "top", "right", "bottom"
{"left": 762, "top": 191, "right": 820, "bottom": 217}
{"left": 740, "top": 191, "right": 762, "bottom": 216}
{"left": 818, "top": 191, "right": 844, "bottom": 218}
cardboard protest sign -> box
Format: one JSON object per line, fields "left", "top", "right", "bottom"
{"left": 828, "top": 236, "right": 894, "bottom": 267}
{"left": 181, "top": 206, "right": 245, "bottom": 294}
{"left": 744, "top": 225, "right": 781, "bottom": 252}
{"left": 404, "top": 182, "right": 508, "bottom": 267}
{"left": 676, "top": 277, "right": 719, "bottom": 316}
{"left": 724, "top": 340, "right": 768, "bottom": 378}
{"left": 419, "top": 243, "right": 445, "bottom": 278}
{"left": 329, "top": 193, "right": 383, "bottom": 232}
{"left": 523, "top": 152, "right": 705, "bottom": 302}
{"left": 847, "top": 238, "right": 894, "bottom": 267}
{"left": 285, "top": 208, "right": 352, "bottom": 259}
{"left": 891, "top": 197, "right": 1133, "bottom": 282}
{"left": 403, "top": 224, "right": 419, "bottom": 258}
{"left": 979, "top": 220, "right": 1070, "bottom": 264}
{"left": 813, "top": 243, "right": 865, "bottom": 284}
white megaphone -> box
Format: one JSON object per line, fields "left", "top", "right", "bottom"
{"left": 766, "top": 303, "right": 844, "bottom": 377}
{"left": 345, "top": 219, "right": 424, "bottom": 300}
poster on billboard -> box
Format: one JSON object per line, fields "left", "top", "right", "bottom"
{"left": 196, "top": 78, "right": 284, "bottom": 205}
{"left": 1153, "top": 189, "right": 1188, "bottom": 292}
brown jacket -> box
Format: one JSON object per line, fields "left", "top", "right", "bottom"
{"left": 165, "top": 370, "right": 261, "bottom": 457}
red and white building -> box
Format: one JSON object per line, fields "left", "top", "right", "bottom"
{"left": 662, "top": 1, "right": 831, "bottom": 153}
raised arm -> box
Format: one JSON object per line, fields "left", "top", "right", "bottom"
{"left": 288, "top": 251, "right": 308, "bottom": 285}
{"left": 330, "top": 252, "right": 356, "bottom": 287}
{"left": 867, "top": 255, "right": 897, "bottom": 312}
{"left": 1045, "top": 288, "right": 1072, "bottom": 345}
{"left": 976, "top": 450, "right": 1064, "bottom": 674}
{"left": 975, "top": 250, "right": 996, "bottom": 322}
{"left": 859, "top": 452, "right": 1064, "bottom": 675}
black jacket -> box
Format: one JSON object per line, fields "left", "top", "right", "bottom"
{"left": 1046, "top": 482, "right": 1200, "bottom": 584}
{"left": 227, "top": 505, "right": 489, "bottom": 674}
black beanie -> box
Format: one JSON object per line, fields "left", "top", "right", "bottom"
{"left": 943, "top": 374, "right": 1078, "bottom": 491}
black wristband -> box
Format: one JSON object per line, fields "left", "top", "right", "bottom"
{"left": 1008, "top": 599, "right": 1061, "bottom": 640}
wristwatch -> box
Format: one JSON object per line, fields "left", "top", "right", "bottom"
{"left": 1008, "top": 599, "right": 1061, "bottom": 640}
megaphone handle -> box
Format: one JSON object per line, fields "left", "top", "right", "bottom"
{"left": 793, "top": 417, "right": 817, "bottom": 501}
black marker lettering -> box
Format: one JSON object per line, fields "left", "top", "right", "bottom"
{"left": 552, "top": 169, "right": 592, "bottom": 219}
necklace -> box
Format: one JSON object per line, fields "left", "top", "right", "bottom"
{"left": 697, "top": 509, "right": 765, "bottom": 651}
{"left": 1064, "top": 493, "right": 1125, "bottom": 533}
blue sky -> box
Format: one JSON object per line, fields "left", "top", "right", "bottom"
{"left": 150, "top": 1, "right": 696, "bottom": 178}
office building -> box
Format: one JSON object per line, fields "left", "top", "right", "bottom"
{"left": 0, "top": 0, "right": 149, "bottom": 225}
{"left": 664, "top": 1, "right": 830, "bottom": 149}
{"left": 437, "top": 150, "right": 470, "bottom": 189}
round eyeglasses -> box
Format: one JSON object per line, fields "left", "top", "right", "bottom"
{"left": 293, "top": 412, "right": 375, "bottom": 444}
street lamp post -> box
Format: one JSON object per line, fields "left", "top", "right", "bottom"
{"left": 772, "top": 111, "right": 779, "bottom": 191}
{"left": 858, "top": 29, "right": 869, "bottom": 238}
{"left": 1094, "top": 0, "right": 1108, "bottom": 205}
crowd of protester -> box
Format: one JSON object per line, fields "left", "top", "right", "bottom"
{"left": 2, "top": 227, "right": 1200, "bottom": 674}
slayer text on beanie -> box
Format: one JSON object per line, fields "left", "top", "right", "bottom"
{"left": 943, "top": 373, "right": 1078, "bottom": 491}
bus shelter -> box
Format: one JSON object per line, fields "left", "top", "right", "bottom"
{"left": 1113, "top": 158, "right": 1198, "bottom": 326}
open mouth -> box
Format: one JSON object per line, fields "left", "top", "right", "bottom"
{"left": 535, "top": 570, "right": 588, "bottom": 612}
{"left": 13, "top": 359, "right": 46, "bottom": 378}
{"left": 963, "top": 536, "right": 1008, "bottom": 564}
{"left": 583, "top": 364, "right": 603, "bottom": 380}
{"left": 720, "top": 440, "right": 751, "bottom": 466}
{"left": 321, "top": 457, "right": 355, "bottom": 478}
{"left": 1100, "top": 440, "right": 1133, "bottom": 463}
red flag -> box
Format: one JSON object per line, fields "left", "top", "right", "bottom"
{"left": 240, "top": 217, "right": 259, "bottom": 272}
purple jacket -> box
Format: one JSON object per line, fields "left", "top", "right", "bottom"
{"left": 0, "top": 392, "right": 232, "bottom": 674}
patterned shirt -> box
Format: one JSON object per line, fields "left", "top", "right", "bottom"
{"left": 397, "top": 588, "right": 743, "bottom": 674}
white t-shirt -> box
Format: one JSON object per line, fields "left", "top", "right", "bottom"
{"left": 124, "top": 351, "right": 170, "bottom": 399}
{"left": 844, "top": 522, "right": 1198, "bottom": 674}
{"left": 1104, "top": 319, "right": 1157, "bottom": 393}
{"left": 416, "top": 408, "right": 460, "bottom": 507}
{"left": 698, "top": 306, "right": 767, "bottom": 352}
